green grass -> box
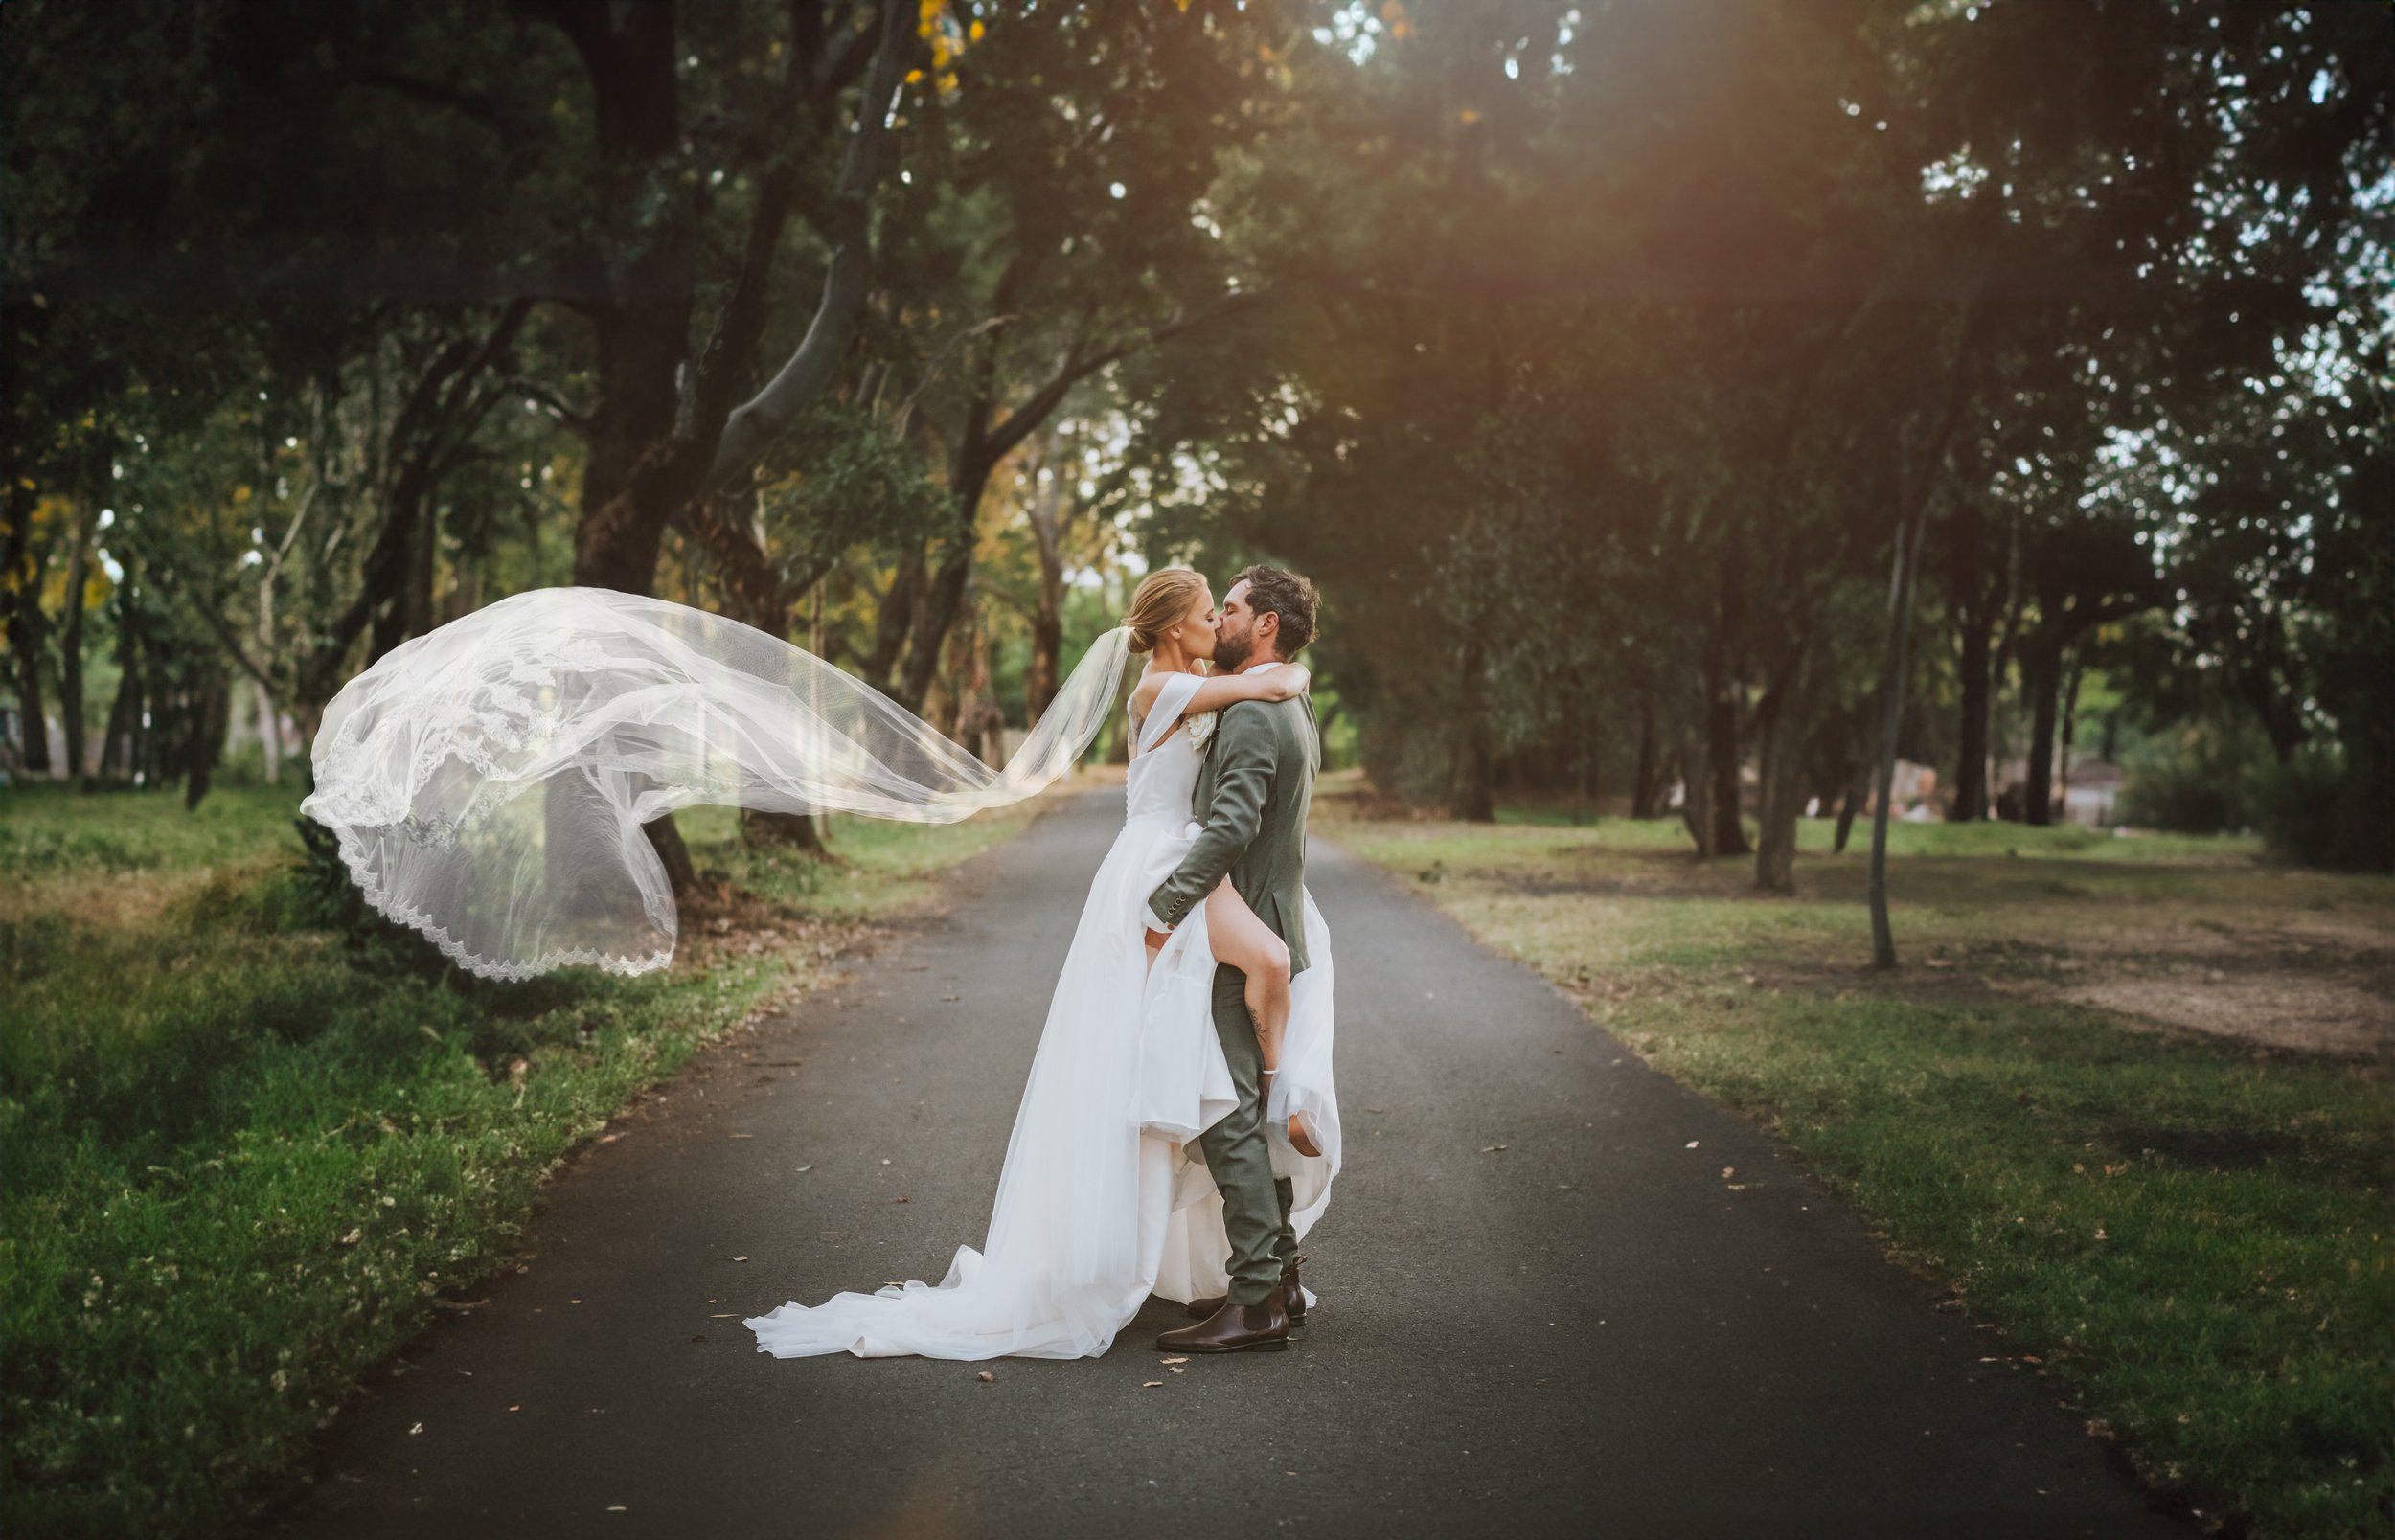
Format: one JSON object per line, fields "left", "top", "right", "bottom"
{"left": 1329, "top": 790, "right": 2394, "bottom": 1540}
{"left": 0, "top": 775, "right": 1049, "bottom": 1539}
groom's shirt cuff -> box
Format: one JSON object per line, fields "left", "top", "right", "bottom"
{"left": 1146, "top": 900, "right": 1176, "bottom": 935}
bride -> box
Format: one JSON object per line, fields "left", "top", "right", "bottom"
{"left": 295, "top": 570, "right": 1339, "bottom": 1364}
{"left": 743, "top": 567, "right": 1339, "bottom": 1359}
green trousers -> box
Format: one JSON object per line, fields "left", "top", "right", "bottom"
{"left": 1195, "top": 962, "right": 1299, "bottom": 1306}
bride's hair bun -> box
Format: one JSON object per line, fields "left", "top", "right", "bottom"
{"left": 1122, "top": 567, "right": 1207, "bottom": 655}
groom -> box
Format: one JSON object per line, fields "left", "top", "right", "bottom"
{"left": 1145, "top": 564, "right": 1322, "bottom": 1354}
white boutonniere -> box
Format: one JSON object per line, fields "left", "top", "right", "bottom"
{"left": 1186, "top": 709, "right": 1220, "bottom": 758}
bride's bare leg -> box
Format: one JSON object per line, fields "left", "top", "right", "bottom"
{"left": 1204, "top": 877, "right": 1289, "bottom": 1069}
{"left": 1204, "top": 879, "right": 1319, "bottom": 1156}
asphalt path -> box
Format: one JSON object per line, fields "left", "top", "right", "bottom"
{"left": 252, "top": 785, "right": 2202, "bottom": 1540}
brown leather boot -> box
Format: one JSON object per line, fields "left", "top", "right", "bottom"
{"left": 1155, "top": 1287, "right": 1289, "bottom": 1353}
{"left": 1187, "top": 1254, "right": 1306, "bottom": 1326}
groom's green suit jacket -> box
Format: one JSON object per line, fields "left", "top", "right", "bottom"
{"left": 1146, "top": 689, "right": 1318, "bottom": 976}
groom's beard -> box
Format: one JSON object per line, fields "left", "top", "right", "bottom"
{"left": 1215, "top": 629, "right": 1253, "bottom": 672}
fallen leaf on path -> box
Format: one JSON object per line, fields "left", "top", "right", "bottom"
{"left": 729, "top": 1256, "right": 748, "bottom": 1263}
{"left": 1722, "top": 1166, "right": 1736, "bottom": 1179}
{"left": 793, "top": 1165, "right": 813, "bottom": 1172}
{"left": 509, "top": 1404, "right": 519, "bottom": 1411}
{"left": 408, "top": 1422, "right": 423, "bottom": 1436}
{"left": 977, "top": 1371, "right": 994, "bottom": 1383}
{"left": 1169, "top": 1368, "right": 1185, "bottom": 1374}
{"left": 1161, "top": 1356, "right": 1189, "bottom": 1365}
{"left": 1480, "top": 1144, "right": 1507, "bottom": 1153}
{"left": 1684, "top": 1141, "right": 1699, "bottom": 1149}
{"left": 710, "top": 1313, "right": 738, "bottom": 1319}
{"left": 1143, "top": 1380, "right": 1164, "bottom": 1388}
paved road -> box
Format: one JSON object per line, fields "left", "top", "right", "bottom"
{"left": 252, "top": 786, "right": 2201, "bottom": 1540}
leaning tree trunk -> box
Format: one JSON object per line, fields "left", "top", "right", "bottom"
{"left": 1868, "top": 489, "right": 1933, "bottom": 970}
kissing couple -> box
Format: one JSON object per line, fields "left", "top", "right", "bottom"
{"left": 744, "top": 563, "right": 1340, "bottom": 1361}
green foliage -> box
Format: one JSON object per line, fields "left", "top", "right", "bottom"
{"left": 2119, "top": 716, "right": 2272, "bottom": 836}
{"left": 0, "top": 777, "right": 1050, "bottom": 1537}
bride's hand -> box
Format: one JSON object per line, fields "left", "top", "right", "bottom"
{"left": 1266, "top": 665, "right": 1311, "bottom": 701}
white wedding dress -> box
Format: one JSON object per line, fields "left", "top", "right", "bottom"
{"left": 744, "top": 668, "right": 1341, "bottom": 1359}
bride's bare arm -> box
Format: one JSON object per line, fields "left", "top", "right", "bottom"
{"left": 1130, "top": 666, "right": 1309, "bottom": 750}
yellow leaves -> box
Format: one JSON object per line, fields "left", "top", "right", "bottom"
{"left": 915, "top": 1, "right": 969, "bottom": 95}
{"left": 1458, "top": 108, "right": 1482, "bottom": 125}
{"left": 1383, "top": 1, "right": 1413, "bottom": 41}
{"left": 231, "top": 485, "right": 254, "bottom": 505}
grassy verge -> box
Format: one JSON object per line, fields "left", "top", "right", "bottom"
{"left": 0, "top": 776, "right": 1054, "bottom": 1539}
{"left": 1323, "top": 779, "right": 2392, "bottom": 1540}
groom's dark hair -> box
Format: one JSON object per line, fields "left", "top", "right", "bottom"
{"left": 1235, "top": 564, "right": 1319, "bottom": 659}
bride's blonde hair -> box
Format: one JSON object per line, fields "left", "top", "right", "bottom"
{"left": 1121, "top": 567, "right": 1209, "bottom": 655}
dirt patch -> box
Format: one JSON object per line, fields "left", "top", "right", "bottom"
{"left": 2042, "top": 970, "right": 2391, "bottom": 1059}
{"left": 1991, "top": 920, "right": 2395, "bottom": 1061}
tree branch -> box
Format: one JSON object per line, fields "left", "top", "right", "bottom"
{"left": 698, "top": 0, "right": 916, "bottom": 500}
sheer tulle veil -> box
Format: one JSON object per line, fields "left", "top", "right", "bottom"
{"left": 298, "top": 585, "right": 1133, "bottom": 982}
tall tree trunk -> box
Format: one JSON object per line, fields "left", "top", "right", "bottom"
{"left": 253, "top": 677, "right": 281, "bottom": 783}
{"left": 901, "top": 531, "right": 975, "bottom": 711}
{"left": 1679, "top": 728, "right": 1717, "bottom": 857}
{"left": 1630, "top": 696, "right": 1660, "bottom": 819}
{"left": 2057, "top": 646, "right": 2083, "bottom": 824}
{"left": 182, "top": 668, "right": 233, "bottom": 810}
{"left": 863, "top": 546, "right": 924, "bottom": 690}
{"left": 6, "top": 478, "right": 54, "bottom": 774}
{"left": 2020, "top": 631, "right": 2062, "bottom": 827}
{"left": 1754, "top": 647, "right": 1813, "bottom": 894}
{"left": 1869, "top": 490, "right": 1933, "bottom": 970}
{"left": 1023, "top": 442, "right": 1072, "bottom": 721}
{"left": 1449, "top": 640, "right": 1494, "bottom": 822}
{"left": 1833, "top": 754, "right": 1868, "bottom": 854}
{"left": 1705, "top": 680, "right": 1747, "bottom": 855}
{"left": 59, "top": 453, "right": 101, "bottom": 780}
{"left": 1950, "top": 594, "right": 1992, "bottom": 821}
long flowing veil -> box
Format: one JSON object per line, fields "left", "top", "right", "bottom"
{"left": 298, "top": 585, "right": 1132, "bottom": 982}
